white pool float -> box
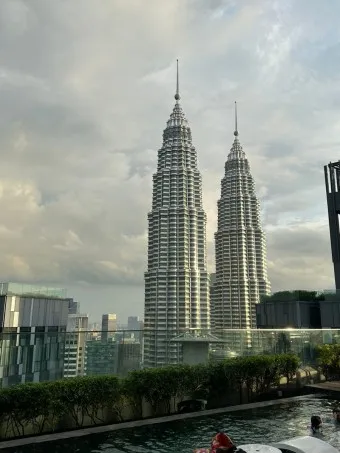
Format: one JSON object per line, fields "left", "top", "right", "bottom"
{"left": 237, "top": 445, "right": 281, "bottom": 452}
{"left": 273, "top": 435, "right": 339, "bottom": 453}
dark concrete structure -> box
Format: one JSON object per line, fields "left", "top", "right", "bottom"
{"left": 256, "top": 299, "right": 321, "bottom": 328}
{"left": 256, "top": 290, "right": 340, "bottom": 329}
{"left": 319, "top": 291, "right": 340, "bottom": 328}
{"left": 325, "top": 161, "right": 340, "bottom": 289}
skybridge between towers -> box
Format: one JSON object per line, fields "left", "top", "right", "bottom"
{"left": 325, "top": 161, "right": 340, "bottom": 289}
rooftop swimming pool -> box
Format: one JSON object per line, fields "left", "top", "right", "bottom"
{"left": 4, "top": 396, "right": 340, "bottom": 453}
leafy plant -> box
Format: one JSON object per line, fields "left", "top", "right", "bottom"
{"left": 0, "top": 382, "right": 54, "bottom": 438}
{"left": 316, "top": 344, "right": 340, "bottom": 379}
{"left": 49, "top": 376, "right": 121, "bottom": 427}
{"left": 0, "top": 353, "right": 300, "bottom": 439}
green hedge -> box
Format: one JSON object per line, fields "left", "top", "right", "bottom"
{"left": 316, "top": 344, "right": 340, "bottom": 379}
{"left": 0, "top": 353, "right": 299, "bottom": 439}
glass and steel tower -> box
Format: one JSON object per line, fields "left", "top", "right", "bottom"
{"left": 143, "top": 61, "right": 210, "bottom": 367}
{"left": 212, "top": 103, "right": 271, "bottom": 331}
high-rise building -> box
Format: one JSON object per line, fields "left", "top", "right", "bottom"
{"left": 127, "top": 315, "right": 142, "bottom": 341}
{"left": 144, "top": 61, "right": 210, "bottom": 367}
{"left": 117, "top": 341, "right": 141, "bottom": 376}
{"left": 67, "top": 299, "right": 80, "bottom": 315}
{"left": 212, "top": 103, "right": 271, "bottom": 331}
{"left": 0, "top": 283, "right": 69, "bottom": 387}
{"left": 64, "top": 313, "right": 88, "bottom": 378}
{"left": 324, "top": 161, "right": 340, "bottom": 290}
{"left": 127, "top": 316, "right": 140, "bottom": 331}
{"left": 85, "top": 339, "right": 118, "bottom": 376}
{"left": 101, "top": 313, "right": 117, "bottom": 342}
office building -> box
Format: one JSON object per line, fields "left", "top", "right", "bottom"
{"left": 127, "top": 316, "right": 142, "bottom": 340}
{"left": 0, "top": 283, "right": 69, "bottom": 387}
{"left": 63, "top": 313, "right": 89, "bottom": 378}
{"left": 127, "top": 316, "right": 140, "bottom": 331}
{"left": 101, "top": 313, "right": 117, "bottom": 342}
{"left": 212, "top": 104, "right": 271, "bottom": 331}
{"left": 144, "top": 61, "right": 210, "bottom": 367}
{"left": 67, "top": 299, "right": 80, "bottom": 315}
{"left": 117, "top": 340, "right": 141, "bottom": 376}
{"left": 85, "top": 338, "right": 118, "bottom": 376}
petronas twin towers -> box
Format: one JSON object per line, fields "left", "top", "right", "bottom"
{"left": 144, "top": 62, "right": 270, "bottom": 367}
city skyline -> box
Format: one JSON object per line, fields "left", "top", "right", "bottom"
{"left": 0, "top": 1, "right": 336, "bottom": 320}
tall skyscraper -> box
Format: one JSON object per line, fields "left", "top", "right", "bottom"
{"left": 212, "top": 103, "right": 271, "bottom": 331}
{"left": 324, "top": 161, "right": 340, "bottom": 290}
{"left": 101, "top": 313, "right": 117, "bottom": 342}
{"left": 144, "top": 61, "right": 210, "bottom": 367}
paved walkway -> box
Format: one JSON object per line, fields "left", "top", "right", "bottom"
{"left": 307, "top": 381, "right": 340, "bottom": 392}
{"left": 0, "top": 394, "right": 319, "bottom": 450}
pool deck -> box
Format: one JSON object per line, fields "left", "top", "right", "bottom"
{"left": 306, "top": 381, "right": 340, "bottom": 393}
{"left": 0, "top": 394, "right": 320, "bottom": 450}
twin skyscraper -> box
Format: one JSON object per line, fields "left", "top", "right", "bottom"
{"left": 144, "top": 62, "right": 271, "bottom": 367}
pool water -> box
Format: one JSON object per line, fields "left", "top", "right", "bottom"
{"left": 6, "top": 396, "right": 340, "bottom": 453}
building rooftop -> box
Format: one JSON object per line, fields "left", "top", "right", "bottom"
{"left": 0, "top": 282, "right": 67, "bottom": 299}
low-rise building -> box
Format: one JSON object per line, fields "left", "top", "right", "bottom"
{"left": 0, "top": 282, "right": 69, "bottom": 387}
{"left": 256, "top": 291, "right": 322, "bottom": 328}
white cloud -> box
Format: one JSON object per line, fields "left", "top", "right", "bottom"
{"left": 0, "top": 0, "right": 337, "bottom": 320}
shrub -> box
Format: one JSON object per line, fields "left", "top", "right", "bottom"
{"left": 0, "top": 375, "right": 122, "bottom": 438}
{"left": 0, "top": 353, "right": 299, "bottom": 439}
{"left": 316, "top": 344, "right": 340, "bottom": 379}
{"left": 205, "top": 354, "right": 299, "bottom": 402}
{"left": 124, "top": 354, "right": 299, "bottom": 414}
{"left": 49, "top": 375, "right": 121, "bottom": 427}
{"left": 0, "top": 382, "right": 57, "bottom": 437}
{"left": 123, "top": 365, "right": 197, "bottom": 415}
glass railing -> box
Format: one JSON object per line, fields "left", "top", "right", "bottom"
{"left": 0, "top": 328, "right": 338, "bottom": 388}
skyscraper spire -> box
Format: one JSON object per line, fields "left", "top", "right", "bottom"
{"left": 234, "top": 101, "right": 238, "bottom": 137}
{"left": 175, "top": 59, "right": 180, "bottom": 101}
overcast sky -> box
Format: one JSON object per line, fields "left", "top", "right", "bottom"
{"left": 0, "top": 0, "right": 338, "bottom": 323}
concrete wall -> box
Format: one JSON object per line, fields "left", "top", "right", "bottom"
{"left": 256, "top": 300, "right": 320, "bottom": 328}
{"left": 320, "top": 300, "right": 340, "bottom": 328}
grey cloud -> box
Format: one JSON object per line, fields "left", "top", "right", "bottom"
{"left": 267, "top": 224, "right": 334, "bottom": 291}
{"left": 0, "top": 0, "right": 337, "bottom": 320}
